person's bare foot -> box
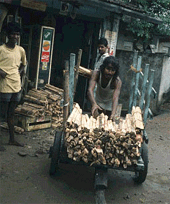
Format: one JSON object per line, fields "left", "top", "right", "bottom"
{"left": 8, "top": 140, "right": 24, "bottom": 147}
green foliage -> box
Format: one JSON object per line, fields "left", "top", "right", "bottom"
{"left": 122, "top": 0, "right": 170, "bottom": 44}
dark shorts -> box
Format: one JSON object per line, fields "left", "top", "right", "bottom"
{"left": 0, "top": 91, "right": 21, "bottom": 102}
{"left": 0, "top": 92, "right": 21, "bottom": 122}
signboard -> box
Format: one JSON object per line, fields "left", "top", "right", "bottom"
{"left": 20, "top": 0, "right": 47, "bottom": 12}
{"left": 59, "top": 2, "right": 69, "bottom": 16}
{"left": 35, "top": 26, "right": 55, "bottom": 89}
{"left": 105, "top": 30, "right": 117, "bottom": 56}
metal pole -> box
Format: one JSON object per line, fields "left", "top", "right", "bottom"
{"left": 69, "top": 53, "right": 76, "bottom": 113}
{"left": 128, "top": 51, "right": 138, "bottom": 113}
{"left": 143, "top": 69, "right": 155, "bottom": 125}
{"left": 63, "top": 60, "right": 70, "bottom": 129}
{"left": 139, "top": 64, "right": 149, "bottom": 110}
{"left": 133, "top": 55, "right": 142, "bottom": 107}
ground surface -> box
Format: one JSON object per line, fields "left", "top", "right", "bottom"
{"left": 0, "top": 103, "right": 170, "bottom": 204}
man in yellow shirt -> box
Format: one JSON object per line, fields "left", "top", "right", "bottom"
{"left": 0, "top": 22, "right": 26, "bottom": 150}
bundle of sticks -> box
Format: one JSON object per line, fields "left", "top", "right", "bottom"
{"left": 15, "top": 84, "right": 64, "bottom": 129}
{"left": 65, "top": 103, "right": 144, "bottom": 168}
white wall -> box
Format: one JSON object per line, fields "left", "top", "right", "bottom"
{"left": 158, "top": 56, "right": 170, "bottom": 103}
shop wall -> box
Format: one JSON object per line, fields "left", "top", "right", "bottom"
{"left": 158, "top": 56, "right": 170, "bottom": 104}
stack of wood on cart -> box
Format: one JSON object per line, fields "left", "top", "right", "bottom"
{"left": 65, "top": 103, "right": 144, "bottom": 169}
{"left": 15, "top": 84, "right": 64, "bottom": 130}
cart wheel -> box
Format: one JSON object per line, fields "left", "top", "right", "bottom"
{"left": 49, "top": 131, "right": 62, "bottom": 176}
{"left": 134, "top": 142, "right": 148, "bottom": 184}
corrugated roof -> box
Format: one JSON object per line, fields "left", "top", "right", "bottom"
{"left": 100, "top": 0, "right": 145, "bottom": 13}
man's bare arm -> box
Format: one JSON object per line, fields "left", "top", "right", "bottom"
{"left": 110, "top": 77, "right": 122, "bottom": 120}
{"left": 88, "top": 71, "right": 98, "bottom": 105}
{"left": 19, "top": 63, "right": 26, "bottom": 76}
{"left": 87, "top": 70, "right": 101, "bottom": 117}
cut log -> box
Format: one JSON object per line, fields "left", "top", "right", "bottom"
{"left": 24, "top": 95, "right": 48, "bottom": 106}
{"left": 45, "top": 84, "right": 63, "bottom": 96}
{"left": 77, "top": 66, "right": 92, "bottom": 78}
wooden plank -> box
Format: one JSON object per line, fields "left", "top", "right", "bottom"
{"left": 69, "top": 53, "right": 76, "bottom": 113}
{"left": 20, "top": 0, "right": 47, "bottom": 11}
{"left": 63, "top": 60, "right": 70, "bottom": 129}
{"left": 15, "top": 114, "right": 52, "bottom": 131}
{"left": 74, "top": 49, "right": 82, "bottom": 96}
{"left": 133, "top": 56, "right": 142, "bottom": 107}
{"left": 16, "top": 114, "right": 51, "bottom": 123}
{"left": 143, "top": 69, "right": 155, "bottom": 124}
{"left": 128, "top": 51, "right": 138, "bottom": 113}
{"left": 139, "top": 64, "right": 149, "bottom": 110}
{"left": 26, "top": 122, "right": 51, "bottom": 131}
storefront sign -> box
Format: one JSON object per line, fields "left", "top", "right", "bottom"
{"left": 36, "top": 26, "right": 55, "bottom": 89}
{"left": 0, "top": 0, "right": 12, "bottom": 3}
{"left": 21, "top": 0, "right": 47, "bottom": 12}
{"left": 59, "top": 2, "right": 69, "bottom": 16}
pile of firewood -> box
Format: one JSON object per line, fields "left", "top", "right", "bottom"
{"left": 15, "top": 84, "right": 64, "bottom": 129}
{"left": 65, "top": 103, "right": 144, "bottom": 168}
{"left": 0, "top": 123, "right": 24, "bottom": 134}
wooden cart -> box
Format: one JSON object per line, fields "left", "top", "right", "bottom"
{"left": 49, "top": 50, "right": 151, "bottom": 190}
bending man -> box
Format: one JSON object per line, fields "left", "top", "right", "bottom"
{"left": 88, "top": 56, "right": 122, "bottom": 120}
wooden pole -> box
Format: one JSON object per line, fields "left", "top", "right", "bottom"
{"left": 128, "top": 51, "right": 138, "bottom": 113}
{"left": 69, "top": 53, "right": 76, "bottom": 113}
{"left": 24, "top": 26, "right": 33, "bottom": 94}
{"left": 143, "top": 69, "right": 155, "bottom": 125}
{"left": 63, "top": 60, "right": 70, "bottom": 129}
{"left": 74, "top": 49, "right": 82, "bottom": 97}
{"left": 139, "top": 64, "right": 149, "bottom": 110}
{"left": 133, "top": 55, "right": 142, "bottom": 107}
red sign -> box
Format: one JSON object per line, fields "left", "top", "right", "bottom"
{"left": 41, "top": 52, "right": 50, "bottom": 62}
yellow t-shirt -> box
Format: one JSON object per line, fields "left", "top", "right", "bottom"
{"left": 0, "top": 44, "right": 26, "bottom": 93}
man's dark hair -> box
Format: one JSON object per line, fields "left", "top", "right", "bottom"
{"left": 100, "top": 56, "right": 119, "bottom": 79}
{"left": 98, "top": 37, "right": 108, "bottom": 47}
{"left": 6, "top": 22, "right": 22, "bottom": 35}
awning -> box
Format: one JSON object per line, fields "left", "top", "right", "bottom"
{"left": 75, "top": 0, "right": 162, "bottom": 24}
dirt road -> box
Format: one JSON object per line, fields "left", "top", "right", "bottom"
{"left": 0, "top": 104, "right": 170, "bottom": 204}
